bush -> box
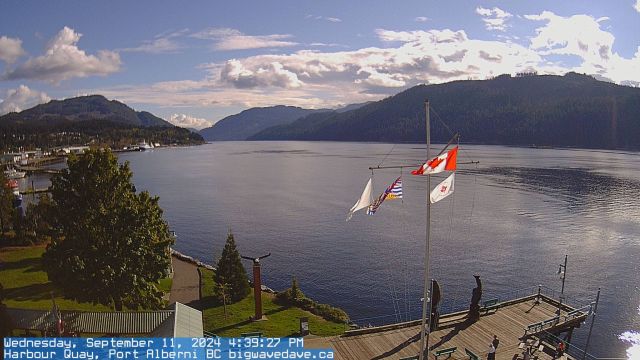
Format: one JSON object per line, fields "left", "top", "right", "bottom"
{"left": 275, "top": 277, "right": 349, "bottom": 324}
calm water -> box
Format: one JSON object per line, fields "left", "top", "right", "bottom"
{"left": 21, "top": 142, "right": 640, "bottom": 357}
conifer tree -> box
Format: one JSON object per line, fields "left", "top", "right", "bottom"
{"left": 290, "top": 277, "right": 303, "bottom": 303}
{"left": 215, "top": 231, "right": 250, "bottom": 302}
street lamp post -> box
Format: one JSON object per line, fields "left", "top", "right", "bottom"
{"left": 556, "top": 254, "right": 567, "bottom": 316}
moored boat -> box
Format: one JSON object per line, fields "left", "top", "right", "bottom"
{"left": 4, "top": 167, "right": 26, "bottom": 179}
{"left": 138, "top": 140, "right": 154, "bottom": 151}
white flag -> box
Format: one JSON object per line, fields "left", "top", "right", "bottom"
{"left": 430, "top": 173, "right": 455, "bottom": 204}
{"left": 347, "top": 178, "right": 373, "bottom": 221}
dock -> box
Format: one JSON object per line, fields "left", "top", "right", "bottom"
{"left": 15, "top": 165, "right": 62, "bottom": 175}
{"left": 19, "top": 188, "right": 50, "bottom": 195}
{"left": 306, "top": 293, "right": 589, "bottom": 360}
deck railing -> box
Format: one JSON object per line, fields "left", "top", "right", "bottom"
{"left": 523, "top": 303, "right": 591, "bottom": 337}
{"left": 537, "top": 330, "right": 626, "bottom": 360}
{"left": 349, "top": 283, "right": 587, "bottom": 328}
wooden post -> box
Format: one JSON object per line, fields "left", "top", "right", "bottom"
{"left": 241, "top": 253, "right": 271, "bottom": 321}
{"left": 253, "top": 261, "right": 262, "bottom": 320}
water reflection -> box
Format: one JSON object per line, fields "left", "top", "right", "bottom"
{"left": 620, "top": 306, "right": 640, "bottom": 359}
{"left": 469, "top": 166, "right": 640, "bottom": 222}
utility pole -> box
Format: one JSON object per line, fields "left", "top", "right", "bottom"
{"left": 556, "top": 255, "right": 567, "bottom": 316}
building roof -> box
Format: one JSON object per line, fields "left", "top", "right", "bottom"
{"left": 7, "top": 302, "right": 202, "bottom": 337}
{"left": 150, "top": 302, "right": 203, "bottom": 337}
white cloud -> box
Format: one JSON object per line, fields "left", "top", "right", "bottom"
{"left": 3, "top": 27, "right": 121, "bottom": 83}
{"left": 415, "top": 17, "right": 430, "bottom": 23}
{"left": 121, "top": 37, "right": 181, "bottom": 54}
{"left": 220, "top": 59, "right": 303, "bottom": 88}
{"left": 305, "top": 15, "right": 342, "bottom": 23}
{"left": 120, "top": 29, "right": 188, "bottom": 54}
{"left": 635, "top": 0, "right": 640, "bottom": 13}
{"left": 525, "top": 11, "right": 640, "bottom": 84}
{"left": 191, "top": 28, "right": 297, "bottom": 51}
{"left": 525, "top": 12, "right": 613, "bottom": 60}
{"left": 309, "top": 42, "right": 346, "bottom": 48}
{"left": 86, "top": 15, "right": 640, "bottom": 113}
{"left": 0, "top": 85, "right": 50, "bottom": 115}
{"left": 92, "top": 27, "right": 550, "bottom": 111}
{"left": 476, "top": 7, "right": 513, "bottom": 31}
{"left": 0, "top": 36, "right": 26, "bottom": 64}
{"left": 168, "top": 114, "right": 213, "bottom": 129}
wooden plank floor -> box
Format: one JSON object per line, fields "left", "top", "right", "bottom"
{"left": 306, "top": 298, "right": 579, "bottom": 360}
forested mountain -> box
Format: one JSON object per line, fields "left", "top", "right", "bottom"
{"left": 199, "top": 105, "right": 329, "bottom": 141}
{"left": 0, "top": 95, "right": 204, "bottom": 150}
{"left": 0, "top": 95, "right": 172, "bottom": 127}
{"left": 250, "top": 73, "right": 640, "bottom": 150}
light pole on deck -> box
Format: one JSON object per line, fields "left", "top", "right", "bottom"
{"left": 556, "top": 255, "right": 567, "bottom": 316}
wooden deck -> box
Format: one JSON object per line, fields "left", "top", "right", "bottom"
{"left": 306, "top": 295, "right": 586, "bottom": 360}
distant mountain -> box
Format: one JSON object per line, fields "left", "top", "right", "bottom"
{"left": 0, "top": 95, "right": 173, "bottom": 127}
{"left": 199, "top": 105, "right": 329, "bottom": 141}
{"left": 250, "top": 73, "right": 640, "bottom": 150}
{"left": 336, "top": 102, "right": 372, "bottom": 113}
{"left": 248, "top": 111, "right": 337, "bottom": 141}
{"left": 0, "top": 95, "right": 204, "bottom": 150}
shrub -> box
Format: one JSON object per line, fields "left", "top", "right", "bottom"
{"left": 275, "top": 277, "right": 349, "bottom": 324}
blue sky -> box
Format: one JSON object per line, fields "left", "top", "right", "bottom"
{"left": 1, "top": 0, "right": 639, "bottom": 129}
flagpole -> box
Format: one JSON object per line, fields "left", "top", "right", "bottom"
{"left": 418, "top": 100, "right": 432, "bottom": 360}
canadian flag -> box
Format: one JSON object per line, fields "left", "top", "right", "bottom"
{"left": 430, "top": 173, "right": 455, "bottom": 204}
{"left": 412, "top": 146, "right": 458, "bottom": 175}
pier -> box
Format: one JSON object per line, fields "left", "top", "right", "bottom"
{"left": 15, "top": 165, "right": 62, "bottom": 175}
{"left": 306, "top": 291, "right": 590, "bottom": 360}
{"left": 19, "top": 187, "right": 50, "bottom": 195}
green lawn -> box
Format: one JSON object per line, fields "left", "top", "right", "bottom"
{"left": 158, "top": 277, "right": 173, "bottom": 293}
{"left": 0, "top": 246, "right": 171, "bottom": 311}
{"left": 200, "top": 268, "right": 346, "bottom": 337}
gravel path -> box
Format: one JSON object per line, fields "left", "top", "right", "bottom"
{"left": 168, "top": 255, "right": 200, "bottom": 306}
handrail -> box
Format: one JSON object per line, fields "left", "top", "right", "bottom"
{"left": 350, "top": 284, "right": 595, "bottom": 328}
{"left": 537, "top": 330, "right": 626, "bottom": 360}
{"left": 523, "top": 303, "right": 591, "bottom": 336}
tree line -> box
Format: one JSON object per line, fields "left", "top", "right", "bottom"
{"left": 0, "top": 120, "right": 204, "bottom": 152}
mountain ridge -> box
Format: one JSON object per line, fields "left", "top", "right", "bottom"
{"left": 0, "top": 95, "right": 204, "bottom": 150}
{"left": 250, "top": 73, "right": 640, "bottom": 150}
{"left": 0, "top": 94, "right": 173, "bottom": 128}
{"left": 199, "top": 105, "right": 329, "bottom": 141}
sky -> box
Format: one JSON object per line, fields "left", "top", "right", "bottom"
{"left": 0, "top": 0, "right": 639, "bottom": 129}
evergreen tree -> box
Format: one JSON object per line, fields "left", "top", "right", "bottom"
{"left": 42, "top": 149, "right": 174, "bottom": 311}
{"left": 215, "top": 232, "right": 250, "bottom": 302}
{"left": 290, "top": 277, "right": 303, "bottom": 303}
